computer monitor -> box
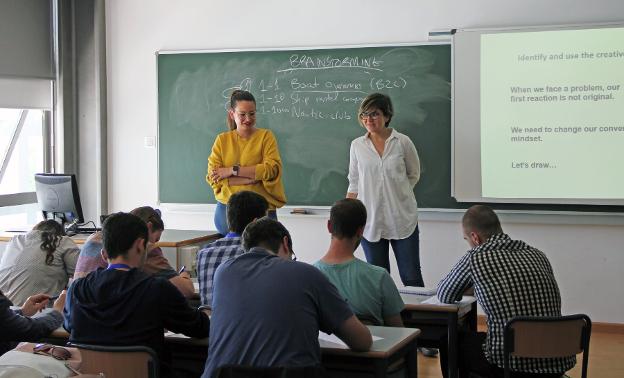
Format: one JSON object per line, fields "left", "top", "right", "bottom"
{"left": 34, "top": 173, "right": 84, "bottom": 225}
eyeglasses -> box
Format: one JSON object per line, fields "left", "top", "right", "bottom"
{"left": 359, "top": 111, "right": 382, "bottom": 120}
{"left": 33, "top": 343, "right": 72, "bottom": 361}
{"left": 235, "top": 111, "right": 256, "bottom": 119}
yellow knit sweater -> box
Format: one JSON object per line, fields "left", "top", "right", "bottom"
{"left": 207, "top": 128, "right": 286, "bottom": 209}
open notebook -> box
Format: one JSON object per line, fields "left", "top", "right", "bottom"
{"left": 398, "top": 286, "right": 437, "bottom": 296}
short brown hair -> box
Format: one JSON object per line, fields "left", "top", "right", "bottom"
{"left": 358, "top": 93, "right": 393, "bottom": 128}
{"left": 330, "top": 199, "right": 367, "bottom": 239}
{"left": 227, "top": 191, "right": 269, "bottom": 234}
{"left": 462, "top": 205, "right": 503, "bottom": 240}
{"left": 242, "top": 217, "right": 292, "bottom": 254}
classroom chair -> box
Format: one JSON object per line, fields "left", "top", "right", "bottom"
{"left": 67, "top": 343, "right": 159, "bottom": 378}
{"left": 503, "top": 314, "right": 592, "bottom": 378}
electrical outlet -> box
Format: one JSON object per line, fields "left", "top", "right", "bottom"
{"left": 144, "top": 136, "right": 156, "bottom": 148}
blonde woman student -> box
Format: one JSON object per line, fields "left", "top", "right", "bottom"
{"left": 207, "top": 89, "right": 286, "bottom": 235}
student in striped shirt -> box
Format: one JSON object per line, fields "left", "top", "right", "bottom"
{"left": 437, "top": 205, "right": 574, "bottom": 378}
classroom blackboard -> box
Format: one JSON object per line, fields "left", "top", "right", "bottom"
{"left": 157, "top": 44, "right": 458, "bottom": 208}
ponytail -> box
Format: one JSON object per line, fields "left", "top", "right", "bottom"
{"left": 33, "top": 220, "right": 65, "bottom": 265}
{"left": 226, "top": 89, "right": 256, "bottom": 131}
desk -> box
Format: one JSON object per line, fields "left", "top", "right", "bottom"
{"left": 320, "top": 325, "right": 419, "bottom": 378}
{"left": 156, "top": 229, "right": 220, "bottom": 270}
{"left": 0, "top": 229, "right": 219, "bottom": 271}
{"left": 400, "top": 294, "right": 477, "bottom": 378}
{"left": 48, "top": 326, "right": 419, "bottom": 378}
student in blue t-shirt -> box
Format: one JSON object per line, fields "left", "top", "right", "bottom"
{"left": 314, "top": 198, "right": 405, "bottom": 327}
{"left": 203, "top": 217, "right": 372, "bottom": 377}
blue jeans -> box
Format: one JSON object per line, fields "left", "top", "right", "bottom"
{"left": 361, "top": 225, "right": 424, "bottom": 287}
{"left": 214, "top": 201, "right": 277, "bottom": 236}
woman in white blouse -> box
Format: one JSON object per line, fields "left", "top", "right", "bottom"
{"left": 346, "top": 93, "right": 424, "bottom": 287}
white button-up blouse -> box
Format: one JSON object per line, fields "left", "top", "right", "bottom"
{"left": 347, "top": 129, "right": 421, "bottom": 242}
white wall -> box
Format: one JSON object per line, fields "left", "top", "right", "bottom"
{"left": 104, "top": 0, "right": 624, "bottom": 323}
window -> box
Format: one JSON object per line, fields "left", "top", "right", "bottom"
{"left": 0, "top": 109, "right": 46, "bottom": 194}
{"left": 0, "top": 109, "right": 50, "bottom": 229}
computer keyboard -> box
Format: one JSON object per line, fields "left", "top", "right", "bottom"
{"left": 74, "top": 227, "right": 100, "bottom": 234}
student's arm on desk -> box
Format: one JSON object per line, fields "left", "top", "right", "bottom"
{"left": 160, "top": 279, "right": 209, "bottom": 339}
{"left": 334, "top": 315, "right": 372, "bottom": 352}
{"left": 436, "top": 251, "right": 474, "bottom": 304}
{"left": 169, "top": 272, "right": 195, "bottom": 298}
{"left": 144, "top": 247, "right": 195, "bottom": 298}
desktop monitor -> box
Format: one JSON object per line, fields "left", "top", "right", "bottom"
{"left": 34, "top": 173, "right": 84, "bottom": 225}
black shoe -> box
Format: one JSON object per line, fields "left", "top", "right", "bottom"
{"left": 418, "top": 347, "right": 439, "bottom": 357}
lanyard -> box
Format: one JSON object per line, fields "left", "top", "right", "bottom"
{"left": 107, "top": 263, "right": 131, "bottom": 270}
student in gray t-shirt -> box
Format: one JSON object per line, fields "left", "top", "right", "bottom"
{"left": 203, "top": 218, "right": 372, "bottom": 378}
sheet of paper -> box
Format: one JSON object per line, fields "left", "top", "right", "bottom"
{"left": 318, "top": 331, "right": 382, "bottom": 347}
{"left": 422, "top": 296, "right": 442, "bottom": 305}
{"left": 164, "top": 331, "right": 190, "bottom": 338}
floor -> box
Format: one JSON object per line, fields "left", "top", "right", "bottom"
{"left": 416, "top": 330, "right": 624, "bottom": 378}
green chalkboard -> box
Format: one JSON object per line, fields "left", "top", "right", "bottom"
{"left": 157, "top": 44, "right": 458, "bottom": 208}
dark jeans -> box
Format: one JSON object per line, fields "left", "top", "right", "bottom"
{"left": 439, "top": 330, "right": 564, "bottom": 378}
{"left": 214, "top": 201, "right": 277, "bottom": 236}
{"left": 361, "top": 225, "right": 424, "bottom": 286}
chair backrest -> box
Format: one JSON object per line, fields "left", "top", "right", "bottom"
{"left": 216, "top": 365, "right": 326, "bottom": 378}
{"left": 503, "top": 314, "right": 591, "bottom": 378}
{"left": 67, "top": 343, "right": 159, "bottom": 378}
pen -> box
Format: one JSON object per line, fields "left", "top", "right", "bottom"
{"left": 178, "top": 265, "right": 186, "bottom": 274}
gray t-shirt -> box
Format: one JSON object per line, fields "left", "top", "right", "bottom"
{"left": 203, "top": 247, "right": 353, "bottom": 378}
{"left": 0, "top": 231, "right": 78, "bottom": 306}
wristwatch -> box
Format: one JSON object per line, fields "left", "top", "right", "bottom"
{"left": 232, "top": 164, "right": 240, "bottom": 176}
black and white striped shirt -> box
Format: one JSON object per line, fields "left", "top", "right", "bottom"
{"left": 437, "top": 233, "right": 575, "bottom": 374}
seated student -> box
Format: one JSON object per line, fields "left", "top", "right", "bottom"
{"left": 74, "top": 206, "right": 194, "bottom": 297}
{"left": 64, "top": 212, "right": 209, "bottom": 376}
{"left": 314, "top": 198, "right": 404, "bottom": 327}
{"left": 197, "top": 190, "right": 268, "bottom": 307}
{"left": 0, "top": 290, "right": 66, "bottom": 356}
{"left": 0, "top": 220, "right": 78, "bottom": 306}
{"left": 437, "top": 205, "right": 574, "bottom": 378}
{"left": 203, "top": 217, "right": 372, "bottom": 378}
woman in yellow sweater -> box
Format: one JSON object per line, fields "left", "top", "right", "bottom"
{"left": 207, "top": 90, "right": 286, "bottom": 235}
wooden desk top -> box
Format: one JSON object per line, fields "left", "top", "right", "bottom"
{"left": 0, "top": 229, "right": 219, "bottom": 247}
{"left": 319, "top": 325, "right": 420, "bottom": 359}
{"left": 52, "top": 325, "right": 419, "bottom": 359}
{"left": 156, "top": 229, "right": 219, "bottom": 248}
{"left": 401, "top": 293, "right": 476, "bottom": 314}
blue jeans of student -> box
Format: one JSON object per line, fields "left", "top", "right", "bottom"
{"left": 214, "top": 201, "right": 277, "bottom": 236}
{"left": 361, "top": 225, "right": 424, "bottom": 287}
